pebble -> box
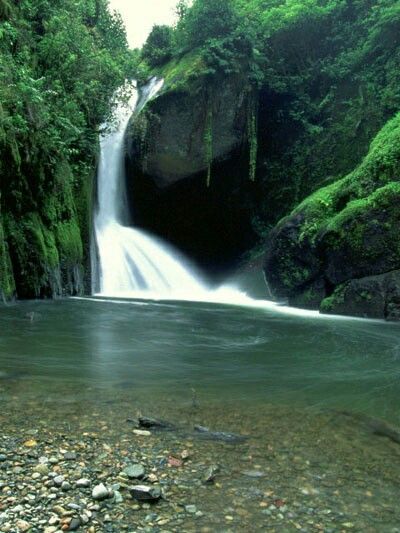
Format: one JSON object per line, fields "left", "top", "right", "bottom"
{"left": 16, "top": 520, "right": 31, "bottom": 532}
{"left": 76, "top": 478, "right": 91, "bottom": 488}
{"left": 64, "top": 451, "right": 77, "bottom": 461}
{"left": 68, "top": 517, "right": 81, "bottom": 530}
{"left": 133, "top": 429, "right": 151, "bottom": 437}
{"left": 185, "top": 505, "right": 197, "bottom": 514}
{"left": 123, "top": 463, "right": 145, "bottom": 479}
{"left": 92, "top": 483, "right": 111, "bottom": 500}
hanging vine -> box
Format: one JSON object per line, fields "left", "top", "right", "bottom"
{"left": 247, "top": 94, "right": 259, "bottom": 182}
{"left": 204, "top": 105, "right": 213, "bottom": 187}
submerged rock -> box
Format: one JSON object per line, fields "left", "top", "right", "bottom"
{"left": 123, "top": 463, "right": 145, "bottom": 479}
{"left": 194, "top": 425, "right": 247, "bottom": 443}
{"left": 138, "top": 415, "right": 174, "bottom": 430}
{"left": 129, "top": 485, "right": 162, "bottom": 502}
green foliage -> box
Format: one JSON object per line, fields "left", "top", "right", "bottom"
{"left": 175, "top": 0, "right": 240, "bottom": 51}
{"left": 0, "top": 0, "right": 130, "bottom": 298}
{"left": 142, "top": 25, "right": 174, "bottom": 67}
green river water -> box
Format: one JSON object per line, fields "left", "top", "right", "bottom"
{"left": 1, "top": 297, "right": 400, "bottom": 531}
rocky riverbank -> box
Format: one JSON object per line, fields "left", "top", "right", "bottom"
{"left": 1, "top": 379, "right": 400, "bottom": 532}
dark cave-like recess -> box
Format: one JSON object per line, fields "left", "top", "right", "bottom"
{"left": 124, "top": 146, "right": 262, "bottom": 279}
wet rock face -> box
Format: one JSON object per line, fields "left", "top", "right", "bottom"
{"left": 123, "top": 77, "right": 262, "bottom": 274}
{"left": 321, "top": 271, "right": 400, "bottom": 320}
{"left": 126, "top": 79, "right": 248, "bottom": 188}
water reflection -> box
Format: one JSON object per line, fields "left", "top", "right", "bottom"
{"left": 0, "top": 298, "right": 399, "bottom": 424}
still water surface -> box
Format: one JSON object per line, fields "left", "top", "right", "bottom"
{"left": 0, "top": 298, "right": 399, "bottom": 424}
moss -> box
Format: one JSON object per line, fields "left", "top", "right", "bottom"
{"left": 155, "top": 51, "right": 206, "bottom": 94}
{"left": 55, "top": 220, "right": 83, "bottom": 265}
{"left": 5, "top": 213, "right": 60, "bottom": 297}
{"left": 266, "top": 112, "right": 400, "bottom": 304}
{"left": 292, "top": 112, "right": 400, "bottom": 245}
{"left": 320, "top": 284, "right": 347, "bottom": 313}
{"left": 0, "top": 217, "right": 15, "bottom": 299}
{"left": 247, "top": 95, "right": 258, "bottom": 182}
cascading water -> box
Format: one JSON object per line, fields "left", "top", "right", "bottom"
{"left": 92, "top": 79, "right": 320, "bottom": 315}
{"left": 94, "top": 79, "right": 210, "bottom": 300}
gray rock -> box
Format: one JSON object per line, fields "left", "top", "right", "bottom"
{"left": 92, "top": 483, "right": 110, "bottom": 501}
{"left": 129, "top": 485, "right": 161, "bottom": 502}
{"left": 127, "top": 78, "right": 248, "bottom": 188}
{"left": 68, "top": 517, "right": 81, "bottom": 531}
{"left": 54, "top": 475, "right": 65, "bottom": 486}
{"left": 123, "top": 463, "right": 145, "bottom": 479}
{"left": 64, "top": 451, "right": 77, "bottom": 461}
{"left": 203, "top": 465, "right": 220, "bottom": 484}
{"left": 61, "top": 481, "right": 71, "bottom": 491}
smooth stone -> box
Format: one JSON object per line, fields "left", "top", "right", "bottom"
{"left": 64, "top": 452, "right": 77, "bottom": 461}
{"left": 113, "top": 490, "right": 123, "bottom": 504}
{"left": 54, "top": 476, "right": 65, "bottom": 486}
{"left": 185, "top": 505, "right": 197, "bottom": 514}
{"left": 242, "top": 470, "right": 266, "bottom": 478}
{"left": 61, "top": 481, "right": 71, "bottom": 491}
{"left": 68, "top": 518, "right": 81, "bottom": 531}
{"left": 92, "top": 483, "right": 110, "bottom": 501}
{"left": 133, "top": 429, "right": 151, "bottom": 437}
{"left": 35, "top": 464, "right": 49, "bottom": 475}
{"left": 16, "top": 520, "right": 31, "bottom": 532}
{"left": 123, "top": 464, "right": 145, "bottom": 479}
{"left": 129, "top": 485, "right": 161, "bottom": 502}
{"left": 0, "top": 454, "right": 7, "bottom": 462}
{"left": 76, "top": 478, "right": 91, "bottom": 488}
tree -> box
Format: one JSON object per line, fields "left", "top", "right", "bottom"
{"left": 176, "top": 0, "right": 240, "bottom": 50}
{"left": 141, "top": 25, "right": 174, "bottom": 67}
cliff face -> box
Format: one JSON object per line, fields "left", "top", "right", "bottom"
{"left": 124, "top": 71, "right": 260, "bottom": 273}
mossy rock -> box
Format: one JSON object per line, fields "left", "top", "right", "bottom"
{"left": 264, "top": 113, "right": 400, "bottom": 319}
{"left": 0, "top": 217, "right": 15, "bottom": 300}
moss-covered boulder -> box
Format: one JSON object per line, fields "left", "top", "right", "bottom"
{"left": 126, "top": 67, "right": 249, "bottom": 188}
{"left": 264, "top": 113, "right": 400, "bottom": 319}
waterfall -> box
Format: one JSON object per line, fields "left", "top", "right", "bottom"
{"left": 94, "top": 79, "right": 209, "bottom": 300}
{"left": 91, "top": 79, "right": 321, "bottom": 315}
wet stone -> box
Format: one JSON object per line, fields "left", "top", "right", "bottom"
{"left": 129, "top": 485, "right": 162, "bottom": 502}
{"left": 123, "top": 463, "right": 145, "bottom": 479}
{"left": 68, "top": 517, "right": 81, "bottom": 531}
{"left": 92, "top": 483, "right": 111, "bottom": 500}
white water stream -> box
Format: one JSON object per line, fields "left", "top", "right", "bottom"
{"left": 93, "top": 79, "right": 322, "bottom": 316}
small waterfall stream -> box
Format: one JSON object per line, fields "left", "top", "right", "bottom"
{"left": 94, "top": 79, "right": 210, "bottom": 300}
